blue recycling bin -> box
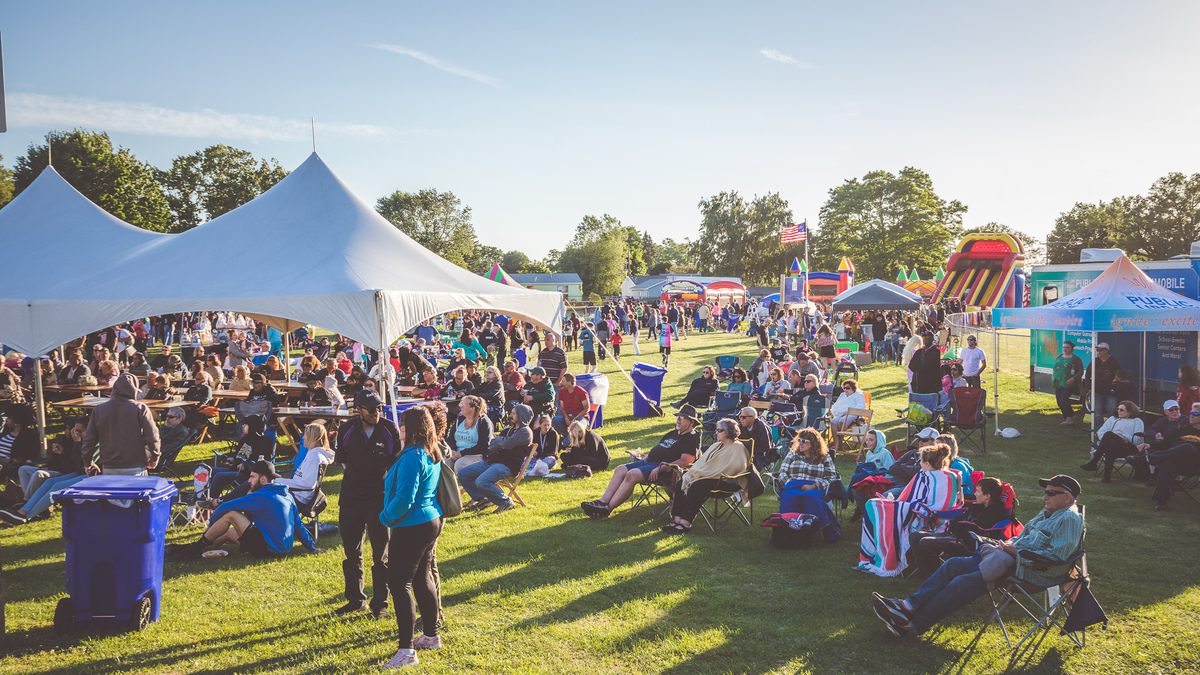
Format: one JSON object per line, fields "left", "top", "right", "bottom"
{"left": 52, "top": 476, "right": 177, "bottom": 632}
{"left": 631, "top": 362, "right": 668, "bottom": 418}
{"left": 574, "top": 372, "right": 610, "bottom": 429}
{"left": 513, "top": 349, "right": 527, "bottom": 368}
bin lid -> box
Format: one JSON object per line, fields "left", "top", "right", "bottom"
{"left": 53, "top": 475, "right": 178, "bottom": 502}
{"left": 631, "top": 362, "right": 668, "bottom": 375}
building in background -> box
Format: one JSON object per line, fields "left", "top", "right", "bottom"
{"left": 509, "top": 273, "right": 584, "bottom": 301}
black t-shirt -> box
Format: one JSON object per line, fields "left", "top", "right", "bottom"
{"left": 645, "top": 429, "right": 701, "bottom": 463}
{"left": 770, "top": 346, "right": 790, "bottom": 360}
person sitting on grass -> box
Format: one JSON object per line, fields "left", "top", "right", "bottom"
{"left": 581, "top": 405, "right": 702, "bottom": 518}
{"left": 871, "top": 475, "right": 1084, "bottom": 638}
{"left": 530, "top": 414, "right": 561, "bottom": 473}
{"left": 166, "top": 460, "right": 324, "bottom": 560}
{"left": 0, "top": 417, "right": 94, "bottom": 525}
{"left": 458, "top": 404, "right": 535, "bottom": 514}
{"left": 659, "top": 418, "right": 751, "bottom": 535}
{"left": 559, "top": 420, "right": 611, "bottom": 473}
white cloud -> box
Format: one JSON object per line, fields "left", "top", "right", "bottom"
{"left": 368, "top": 43, "right": 502, "bottom": 88}
{"left": 760, "top": 48, "right": 814, "bottom": 69}
{"left": 7, "top": 93, "right": 401, "bottom": 142}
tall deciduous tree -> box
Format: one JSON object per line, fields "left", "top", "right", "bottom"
{"left": 558, "top": 215, "right": 628, "bottom": 296}
{"left": 471, "top": 245, "right": 504, "bottom": 275}
{"left": 501, "top": 250, "right": 530, "bottom": 273}
{"left": 692, "top": 191, "right": 794, "bottom": 286}
{"left": 1122, "top": 172, "right": 1200, "bottom": 261}
{"left": 12, "top": 129, "right": 173, "bottom": 232}
{"left": 650, "top": 237, "right": 694, "bottom": 274}
{"left": 0, "top": 154, "right": 14, "bottom": 209}
{"left": 157, "top": 145, "right": 288, "bottom": 232}
{"left": 376, "top": 188, "right": 479, "bottom": 270}
{"left": 641, "top": 231, "right": 657, "bottom": 274}
{"left": 1046, "top": 200, "right": 1128, "bottom": 264}
{"left": 814, "top": 168, "right": 965, "bottom": 280}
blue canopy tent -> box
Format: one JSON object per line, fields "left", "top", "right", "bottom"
{"left": 993, "top": 255, "right": 1200, "bottom": 432}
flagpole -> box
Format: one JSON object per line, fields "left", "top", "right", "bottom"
{"left": 803, "top": 219, "right": 809, "bottom": 303}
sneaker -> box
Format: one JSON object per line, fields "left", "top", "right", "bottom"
{"left": 370, "top": 605, "right": 389, "bottom": 620}
{"left": 870, "top": 594, "right": 911, "bottom": 637}
{"left": 871, "top": 592, "right": 913, "bottom": 623}
{"left": 492, "top": 501, "right": 516, "bottom": 514}
{"left": 1154, "top": 501, "right": 1167, "bottom": 511}
{"left": 0, "top": 510, "right": 28, "bottom": 526}
{"left": 466, "top": 499, "right": 493, "bottom": 511}
{"left": 582, "top": 502, "right": 610, "bottom": 519}
{"left": 335, "top": 601, "right": 367, "bottom": 616}
{"left": 381, "top": 648, "right": 419, "bottom": 669}
{"left": 412, "top": 634, "right": 442, "bottom": 650}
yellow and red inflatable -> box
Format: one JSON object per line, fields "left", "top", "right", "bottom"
{"left": 933, "top": 233, "right": 1026, "bottom": 309}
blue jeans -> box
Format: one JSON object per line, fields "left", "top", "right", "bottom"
{"left": 164, "top": 323, "right": 175, "bottom": 347}
{"left": 457, "top": 461, "right": 514, "bottom": 507}
{"left": 23, "top": 472, "right": 86, "bottom": 517}
{"left": 552, "top": 415, "right": 569, "bottom": 437}
{"left": 905, "top": 555, "right": 988, "bottom": 633}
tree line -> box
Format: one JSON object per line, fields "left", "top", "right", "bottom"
{"left": 2, "top": 129, "right": 1192, "bottom": 297}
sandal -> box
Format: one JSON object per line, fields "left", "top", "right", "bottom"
{"left": 661, "top": 522, "right": 691, "bottom": 535}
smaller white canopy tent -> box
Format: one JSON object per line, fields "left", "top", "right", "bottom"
{"left": 3, "top": 154, "right": 564, "bottom": 357}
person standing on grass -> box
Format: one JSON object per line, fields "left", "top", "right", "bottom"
{"left": 1053, "top": 341, "right": 1085, "bottom": 426}
{"left": 80, "top": 374, "right": 160, "bottom": 476}
{"left": 958, "top": 335, "right": 986, "bottom": 388}
{"left": 379, "top": 406, "right": 445, "bottom": 669}
{"left": 538, "top": 333, "right": 568, "bottom": 388}
{"left": 334, "top": 389, "right": 401, "bottom": 618}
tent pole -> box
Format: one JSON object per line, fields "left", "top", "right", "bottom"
{"left": 284, "top": 328, "right": 291, "bottom": 382}
{"left": 1091, "top": 330, "right": 1098, "bottom": 433}
{"left": 375, "top": 292, "right": 391, "bottom": 410}
{"left": 33, "top": 355, "right": 47, "bottom": 459}
{"left": 992, "top": 319, "right": 1000, "bottom": 434}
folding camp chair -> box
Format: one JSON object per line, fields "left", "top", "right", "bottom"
{"left": 985, "top": 506, "right": 1099, "bottom": 650}
{"left": 631, "top": 480, "right": 672, "bottom": 517}
{"left": 698, "top": 473, "right": 754, "bottom": 532}
{"left": 226, "top": 400, "right": 274, "bottom": 449}
{"left": 896, "top": 392, "right": 946, "bottom": 449}
{"left": 701, "top": 391, "right": 745, "bottom": 445}
{"left": 835, "top": 408, "right": 874, "bottom": 457}
{"left": 293, "top": 462, "right": 330, "bottom": 540}
{"left": 1171, "top": 472, "right": 1200, "bottom": 505}
{"left": 946, "top": 387, "right": 987, "bottom": 455}
{"left": 151, "top": 426, "right": 196, "bottom": 482}
{"left": 497, "top": 446, "right": 538, "bottom": 507}
{"left": 714, "top": 355, "right": 740, "bottom": 381}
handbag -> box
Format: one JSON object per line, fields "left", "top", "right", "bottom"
{"left": 436, "top": 458, "right": 462, "bottom": 518}
{"left": 744, "top": 463, "right": 766, "bottom": 500}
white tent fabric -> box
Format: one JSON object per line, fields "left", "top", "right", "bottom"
{"left": 0, "top": 154, "right": 564, "bottom": 356}
{"left": 0, "top": 168, "right": 169, "bottom": 354}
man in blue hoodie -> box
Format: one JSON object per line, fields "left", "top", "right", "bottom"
{"left": 166, "top": 461, "right": 322, "bottom": 560}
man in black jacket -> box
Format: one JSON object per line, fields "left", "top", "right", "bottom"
{"left": 910, "top": 332, "right": 943, "bottom": 394}
{"left": 334, "top": 390, "right": 401, "bottom": 618}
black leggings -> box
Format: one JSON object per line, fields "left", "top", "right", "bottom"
{"left": 560, "top": 448, "right": 608, "bottom": 471}
{"left": 670, "top": 478, "right": 738, "bottom": 523}
{"left": 388, "top": 518, "right": 443, "bottom": 648}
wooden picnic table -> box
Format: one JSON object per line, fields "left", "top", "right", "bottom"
{"left": 48, "top": 397, "right": 107, "bottom": 409}
{"left": 44, "top": 384, "right": 111, "bottom": 394}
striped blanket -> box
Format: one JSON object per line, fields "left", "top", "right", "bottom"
{"left": 858, "top": 469, "right": 963, "bottom": 577}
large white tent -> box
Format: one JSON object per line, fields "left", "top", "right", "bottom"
{"left": 0, "top": 153, "right": 564, "bottom": 357}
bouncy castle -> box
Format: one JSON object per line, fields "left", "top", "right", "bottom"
{"left": 932, "top": 233, "right": 1025, "bottom": 309}
{"left": 782, "top": 257, "right": 854, "bottom": 304}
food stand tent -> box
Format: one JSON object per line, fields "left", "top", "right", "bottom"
{"left": 0, "top": 153, "right": 565, "bottom": 358}
{"left": 993, "top": 254, "right": 1200, "bottom": 431}
{"left": 830, "top": 279, "right": 922, "bottom": 310}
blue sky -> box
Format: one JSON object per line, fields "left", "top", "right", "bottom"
{"left": 2, "top": 1, "right": 1198, "bottom": 261}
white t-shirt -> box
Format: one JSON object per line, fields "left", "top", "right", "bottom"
{"left": 960, "top": 346, "right": 986, "bottom": 376}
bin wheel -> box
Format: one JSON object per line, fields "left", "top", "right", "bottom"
{"left": 54, "top": 597, "right": 74, "bottom": 634}
{"left": 132, "top": 596, "right": 153, "bottom": 631}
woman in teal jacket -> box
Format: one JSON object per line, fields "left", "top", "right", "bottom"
{"left": 451, "top": 328, "right": 487, "bottom": 363}
{"left": 379, "top": 406, "right": 444, "bottom": 668}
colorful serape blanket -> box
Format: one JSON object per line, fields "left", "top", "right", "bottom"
{"left": 858, "top": 469, "right": 963, "bottom": 577}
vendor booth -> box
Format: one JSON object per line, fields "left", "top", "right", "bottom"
{"left": 660, "top": 279, "right": 706, "bottom": 304}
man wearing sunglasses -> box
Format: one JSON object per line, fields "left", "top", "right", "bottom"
{"left": 870, "top": 475, "right": 1084, "bottom": 638}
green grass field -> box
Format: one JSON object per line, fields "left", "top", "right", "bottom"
{"left": 3, "top": 330, "right": 1199, "bottom": 674}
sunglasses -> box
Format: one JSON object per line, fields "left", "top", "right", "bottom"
{"left": 796, "top": 438, "right": 811, "bottom": 444}
{"left": 1044, "top": 489, "right": 1069, "bottom": 497}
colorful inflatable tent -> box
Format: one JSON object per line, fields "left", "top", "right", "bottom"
{"left": 934, "top": 233, "right": 1026, "bottom": 309}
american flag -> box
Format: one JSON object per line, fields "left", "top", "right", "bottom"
{"left": 781, "top": 222, "right": 806, "bottom": 243}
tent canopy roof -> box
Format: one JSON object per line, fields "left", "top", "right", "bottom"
{"left": 0, "top": 154, "right": 563, "bottom": 355}
{"left": 831, "top": 279, "right": 922, "bottom": 310}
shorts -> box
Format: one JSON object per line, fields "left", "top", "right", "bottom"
{"left": 819, "top": 345, "right": 836, "bottom": 358}
{"left": 582, "top": 350, "right": 597, "bottom": 365}
{"left": 239, "top": 525, "right": 283, "bottom": 558}
{"left": 660, "top": 346, "right": 671, "bottom": 355}
{"left": 623, "top": 459, "right": 657, "bottom": 474}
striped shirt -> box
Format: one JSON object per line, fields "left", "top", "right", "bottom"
{"left": 0, "top": 433, "right": 15, "bottom": 461}
{"left": 538, "top": 347, "right": 568, "bottom": 383}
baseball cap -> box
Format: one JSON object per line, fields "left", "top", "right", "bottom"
{"left": 797, "top": 352, "right": 810, "bottom": 361}
{"left": 528, "top": 366, "right": 546, "bottom": 376}
{"left": 1038, "top": 474, "right": 1081, "bottom": 498}
{"left": 249, "top": 460, "right": 280, "bottom": 480}
{"left": 1164, "top": 400, "right": 1180, "bottom": 411}
{"left": 1096, "top": 342, "right": 1110, "bottom": 350}
{"left": 354, "top": 390, "right": 383, "bottom": 409}
{"left": 915, "top": 427, "right": 940, "bottom": 440}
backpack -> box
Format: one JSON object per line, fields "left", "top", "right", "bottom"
{"left": 436, "top": 458, "right": 462, "bottom": 517}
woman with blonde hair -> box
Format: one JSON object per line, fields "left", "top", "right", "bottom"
{"left": 560, "top": 419, "right": 610, "bottom": 471}
{"left": 380, "top": 406, "right": 445, "bottom": 668}
{"left": 446, "top": 395, "right": 493, "bottom": 471}
{"left": 661, "top": 418, "right": 751, "bottom": 535}
{"left": 277, "top": 422, "right": 335, "bottom": 503}
{"left": 229, "top": 365, "right": 253, "bottom": 391}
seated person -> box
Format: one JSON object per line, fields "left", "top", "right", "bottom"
{"left": 862, "top": 429, "right": 894, "bottom": 471}
{"left": 208, "top": 414, "right": 275, "bottom": 498}
{"left": 148, "top": 345, "right": 173, "bottom": 373}
{"left": 444, "top": 366, "right": 475, "bottom": 398}
{"left": 0, "top": 417, "right": 93, "bottom": 525}
{"left": 95, "top": 359, "right": 120, "bottom": 387}
{"left": 158, "top": 407, "right": 192, "bottom": 459}
{"left": 939, "top": 434, "right": 976, "bottom": 499}
{"left": 323, "top": 358, "right": 347, "bottom": 386}
{"left": 560, "top": 420, "right": 610, "bottom": 472}
{"left": 659, "top": 418, "right": 751, "bottom": 535}
{"left": 946, "top": 363, "right": 968, "bottom": 391}
{"left": 126, "top": 352, "right": 151, "bottom": 379}
{"left": 789, "top": 374, "right": 825, "bottom": 424}
{"left": 829, "top": 379, "right": 867, "bottom": 452}
{"left": 769, "top": 339, "right": 790, "bottom": 362}
{"left": 736, "top": 406, "right": 773, "bottom": 470}
{"left": 871, "top": 475, "right": 1084, "bottom": 637}
{"left": 761, "top": 367, "right": 788, "bottom": 400}
{"left": 856, "top": 444, "right": 963, "bottom": 577}
{"left": 446, "top": 395, "right": 494, "bottom": 471}
{"left": 217, "top": 423, "right": 335, "bottom": 506}
{"left": 907, "top": 476, "right": 1008, "bottom": 578}
{"left": 458, "top": 404, "right": 534, "bottom": 514}
{"left": 530, "top": 413, "right": 561, "bottom": 472}
{"left": 11, "top": 414, "right": 81, "bottom": 508}
{"left": 553, "top": 373, "right": 591, "bottom": 437}
{"left": 581, "top": 405, "right": 701, "bottom": 518}
{"left": 770, "top": 427, "right": 838, "bottom": 491}
{"left": 255, "top": 355, "right": 288, "bottom": 382}
{"left": 140, "top": 373, "right": 177, "bottom": 400}
{"left": 291, "top": 358, "right": 318, "bottom": 383}
{"left": 520, "top": 367, "right": 554, "bottom": 416}
{"left": 166, "top": 461, "right": 324, "bottom": 560}
{"left": 246, "top": 373, "right": 284, "bottom": 404}
{"left": 464, "top": 361, "right": 484, "bottom": 388}
{"left": 673, "top": 366, "right": 719, "bottom": 408}
{"left": 748, "top": 349, "right": 770, "bottom": 383}
{"left": 229, "top": 365, "right": 253, "bottom": 391}
{"left": 473, "top": 366, "right": 505, "bottom": 416}
{"left": 414, "top": 367, "right": 443, "bottom": 400}
{"left": 790, "top": 352, "right": 821, "bottom": 383}
{"left": 344, "top": 366, "right": 369, "bottom": 396}
{"left": 161, "top": 354, "right": 187, "bottom": 380}
{"left": 204, "top": 354, "right": 226, "bottom": 386}
{"left": 182, "top": 371, "right": 215, "bottom": 429}
{"left": 446, "top": 348, "right": 473, "bottom": 375}
{"left": 726, "top": 367, "right": 754, "bottom": 403}
{"left": 295, "top": 373, "right": 332, "bottom": 407}
{"left": 1081, "top": 399, "right": 1144, "bottom": 482}
{"left": 501, "top": 360, "right": 526, "bottom": 401}
{"left": 59, "top": 349, "right": 91, "bottom": 384}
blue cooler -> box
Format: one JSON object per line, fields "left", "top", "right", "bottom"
{"left": 52, "top": 476, "right": 177, "bottom": 632}
{"left": 513, "top": 349, "right": 527, "bottom": 368}
{"left": 631, "top": 362, "right": 668, "bottom": 418}
{"left": 574, "top": 373, "right": 610, "bottom": 429}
